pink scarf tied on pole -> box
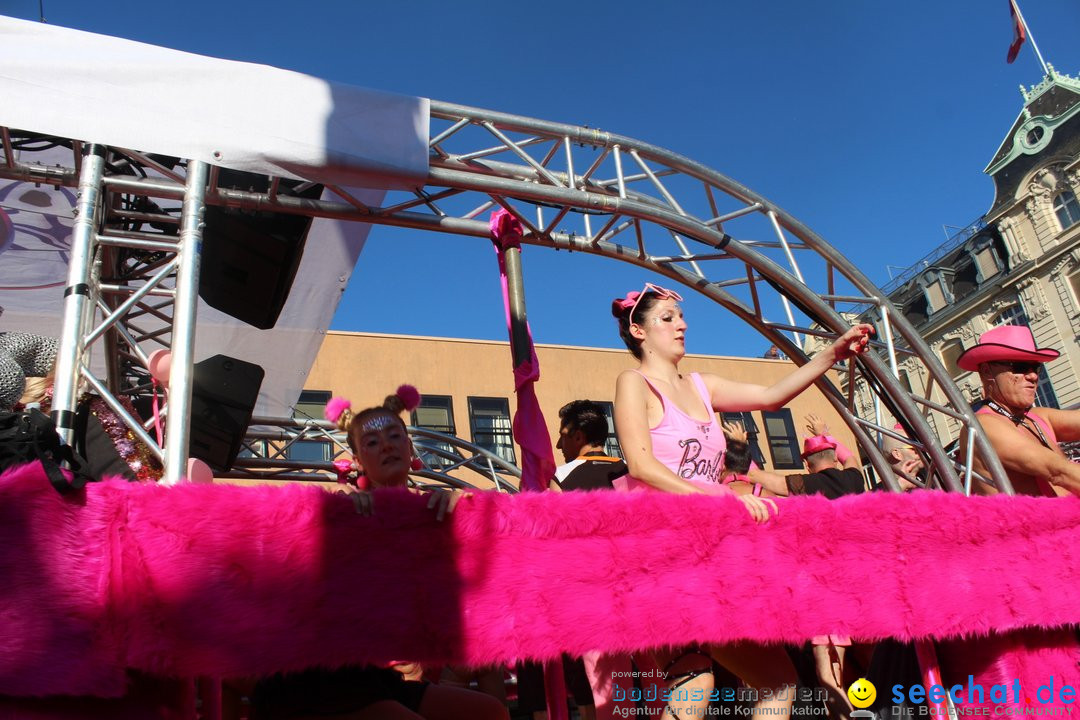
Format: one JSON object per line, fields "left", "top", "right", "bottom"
{"left": 490, "top": 208, "right": 565, "bottom": 720}
{"left": 489, "top": 209, "right": 556, "bottom": 493}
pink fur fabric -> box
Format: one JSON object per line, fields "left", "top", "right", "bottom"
{"left": 939, "top": 629, "right": 1080, "bottom": 708}
{"left": 2, "top": 461, "right": 1080, "bottom": 697}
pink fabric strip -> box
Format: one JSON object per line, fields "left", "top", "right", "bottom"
{"left": 489, "top": 209, "right": 556, "bottom": 494}
{"left": 490, "top": 209, "right": 564, "bottom": 720}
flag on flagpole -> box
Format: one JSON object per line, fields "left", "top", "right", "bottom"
{"left": 1007, "top": 0, "right": 1027, "bottom": 64}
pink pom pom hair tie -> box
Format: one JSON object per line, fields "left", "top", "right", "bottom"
{"left": 324, "top": 396, "right": 352, "bottom": 423}
{"left": 396, "top": 384, "right": 421, "bottom": 413}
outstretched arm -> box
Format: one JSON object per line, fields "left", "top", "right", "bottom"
{"left": 704, "top": 325, "right": 873, "bottom": 412}
{"left": 747, "top": 467, "right": 790, "bottom": 496}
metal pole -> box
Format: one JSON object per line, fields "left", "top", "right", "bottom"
{"left": 1011, "top": 0, "right": 1050, "bottom": 76}
{"left": 879, "top": 304, "right": 899, "bottom": 378}
{"left": 52, "top": 144, "right": 105, "bottom": 444}
{"left": 163, "top": 160, "right": 209, "bottom": 485}
{"left": 503, "top": 246, "right": 531, "bottom": 369}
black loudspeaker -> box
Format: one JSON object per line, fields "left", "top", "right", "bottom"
{"left": 198, "top": 171, "right": 323, "bottom": 329}
{"left": 188, "top": 354, "right": 264, "bottom": 472}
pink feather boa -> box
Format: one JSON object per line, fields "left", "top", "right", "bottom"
{"left": 2, "top": 461, "right": 1079, "bottom": 697}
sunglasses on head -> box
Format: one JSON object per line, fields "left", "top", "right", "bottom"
{"left": 629, "top": 282, "right": 683, "bottom": 323}
{"left": 994, "top": 361, "right": 1041, "bottom": 375}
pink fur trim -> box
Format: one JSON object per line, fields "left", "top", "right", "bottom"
{"left": 395, "top": 384, "right": 420, "bottom": 412}
{"left": 2, "top": 461, "right": 1080, "bottom": 696}
{"left": 940, "top": 629, "right": 1080, "bottom": 708}
{"left": 324, "top": 395, "right": 350, "bottom": 423}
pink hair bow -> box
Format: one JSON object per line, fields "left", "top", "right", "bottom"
{"left": 613, "top": 291, "right": 641, "bottom": 311}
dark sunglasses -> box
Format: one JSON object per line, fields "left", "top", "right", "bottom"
{"left": 994, "top": 361, "right": 1041, "bottom": 375}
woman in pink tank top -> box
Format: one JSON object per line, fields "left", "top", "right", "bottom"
{"left": 609, "top": 283, "right": 874, "bottom": 720}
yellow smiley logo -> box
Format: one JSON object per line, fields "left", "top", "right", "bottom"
{"left": 847, "top": 678, "right": 876, "bottom": 709}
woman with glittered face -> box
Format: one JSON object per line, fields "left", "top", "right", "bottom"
{"left": 610, "top": 283, "right": 874, "bottom": 720}
{"left": 337, "top": 390, "right": 461, "bottom": 520}
{"left": 251, "top": 389, "right": 507, "bottom": 720}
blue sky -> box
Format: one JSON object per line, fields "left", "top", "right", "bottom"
{"left": 6, "top": 0, "right": 1080, "bottom": 358}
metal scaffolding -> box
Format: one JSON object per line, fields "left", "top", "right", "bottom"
{"left": 0, "top": 99, "right": 1012, "bottom": 494}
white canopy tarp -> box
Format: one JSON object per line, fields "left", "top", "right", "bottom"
{"left": 0, "top": 16, "right": 432, "bottom": 417}
{"left": 0, "top": 15, "right": 429, "bottom": 186}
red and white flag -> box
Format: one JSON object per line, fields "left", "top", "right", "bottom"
{"left": 1007, "top": 0, "right": 1027, "bottom": 64}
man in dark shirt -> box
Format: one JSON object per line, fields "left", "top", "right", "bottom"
{"left": 749, "top": 416, "right": 868, "bottom": 718}
{"left": 554, "top": 399, "right": 626, "bottom": 492}
{"left": 784, "top": 434, "right": 865, "bottom": 499}
{"left": 751, "top": 429, "right": 866, "bottom": 499}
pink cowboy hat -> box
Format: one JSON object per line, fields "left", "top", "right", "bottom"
{"left": 801, "top": 434, "right": 837, "bottom": 459}
{"left": 956, "top": 324, "right": 1059, "bottom": 372}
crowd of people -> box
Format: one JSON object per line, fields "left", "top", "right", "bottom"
{"left": 2, "top": 286, "right": 1078, "bottom": 720}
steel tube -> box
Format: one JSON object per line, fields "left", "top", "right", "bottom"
{"left": 52, "top": 144, "right": 105, "bottom": 443}
{"left": 162, "top": 161, "right": 209, "bottom": 485}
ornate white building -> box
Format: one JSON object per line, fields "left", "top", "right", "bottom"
{"left": 854, "top": 66, "right": 1080, "bottom": 445}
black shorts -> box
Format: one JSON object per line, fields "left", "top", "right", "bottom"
{"left": 516, "top": 656, "right": 594, "bottom": 713}
{"left": 252, "top": 665, "right": 429, "bottom": 719}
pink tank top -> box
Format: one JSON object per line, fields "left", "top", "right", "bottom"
{"left": 616, "top": 371, "right": 728, "bottom": 493}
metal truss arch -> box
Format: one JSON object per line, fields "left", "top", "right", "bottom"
{"left": 0, "top": 98, "right": 1010, "bottom": 493}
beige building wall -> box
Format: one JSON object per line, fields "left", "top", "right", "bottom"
{"left": 306, "top": 330, "right": 858, "bottom": 474}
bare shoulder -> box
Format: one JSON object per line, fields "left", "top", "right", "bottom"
{"left": 615, "top": 369, "right": 648, "bottom": 402}
{"left": 615, "top": 369, "right": 646, "bottom": 391}
{"left": 977, "top": 410, "right": 1045, "bottom": 454}
{"left": 1031, "top": 405, "right": 1080, "bottom": 442}
{"left": 975, "top": 411, "right": 1017, "bottom": 437}
{"left": 1032, "top": 405, "right": 1073, "bottom": 427}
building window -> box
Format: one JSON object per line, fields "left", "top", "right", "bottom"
{"left": 974, "top": 247, "right": 1001, "bottom": 282}
{"left": 468, "top": 396, "right": 516, "bottom": 465}
{"left": 1068, "top": 270, "right": 1080, "bottom": 310}
{"left": 412, "top": 395, "right": 455, "bottom": 434}
{"left": 289, "top": 390, "right": 332, "bottom": 463}
{"left": 1035, "top": 366, "right": 1061, "bottom": 410}
{"left": 721, "top": 411, "right": 767, "bottom": 468}
{"left": 993, "top": 303, "right": 1026, "bottom": 328}
{"left": 925, "top": 280, "right": 948, "bottom": 313}
{"left": 237, "top": 439, "right": 267, "bottom": 460}
{"left": 594, "top": 401, "right": 622, "bottom": 458}
{"left": 904, "top": 295, "right": 929, "bottom": 326}
{"left": 990, "top": 310, "right": 1059, "bottom": 408}
{"left": 939, "top": 339, "right": 965, "bottom": 378}
{"left": 760, "top": 409, "right": 802, "bottom": 470}
{"left": 411, "top": 395, "right": 457, "bottom": 468}
{"left": 1054, "top": 190, "right": 1080, "bottom": 230}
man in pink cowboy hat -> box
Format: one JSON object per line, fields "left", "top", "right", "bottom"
{"left": 957, "top": 324, "right": 1080, "bottom": 497}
